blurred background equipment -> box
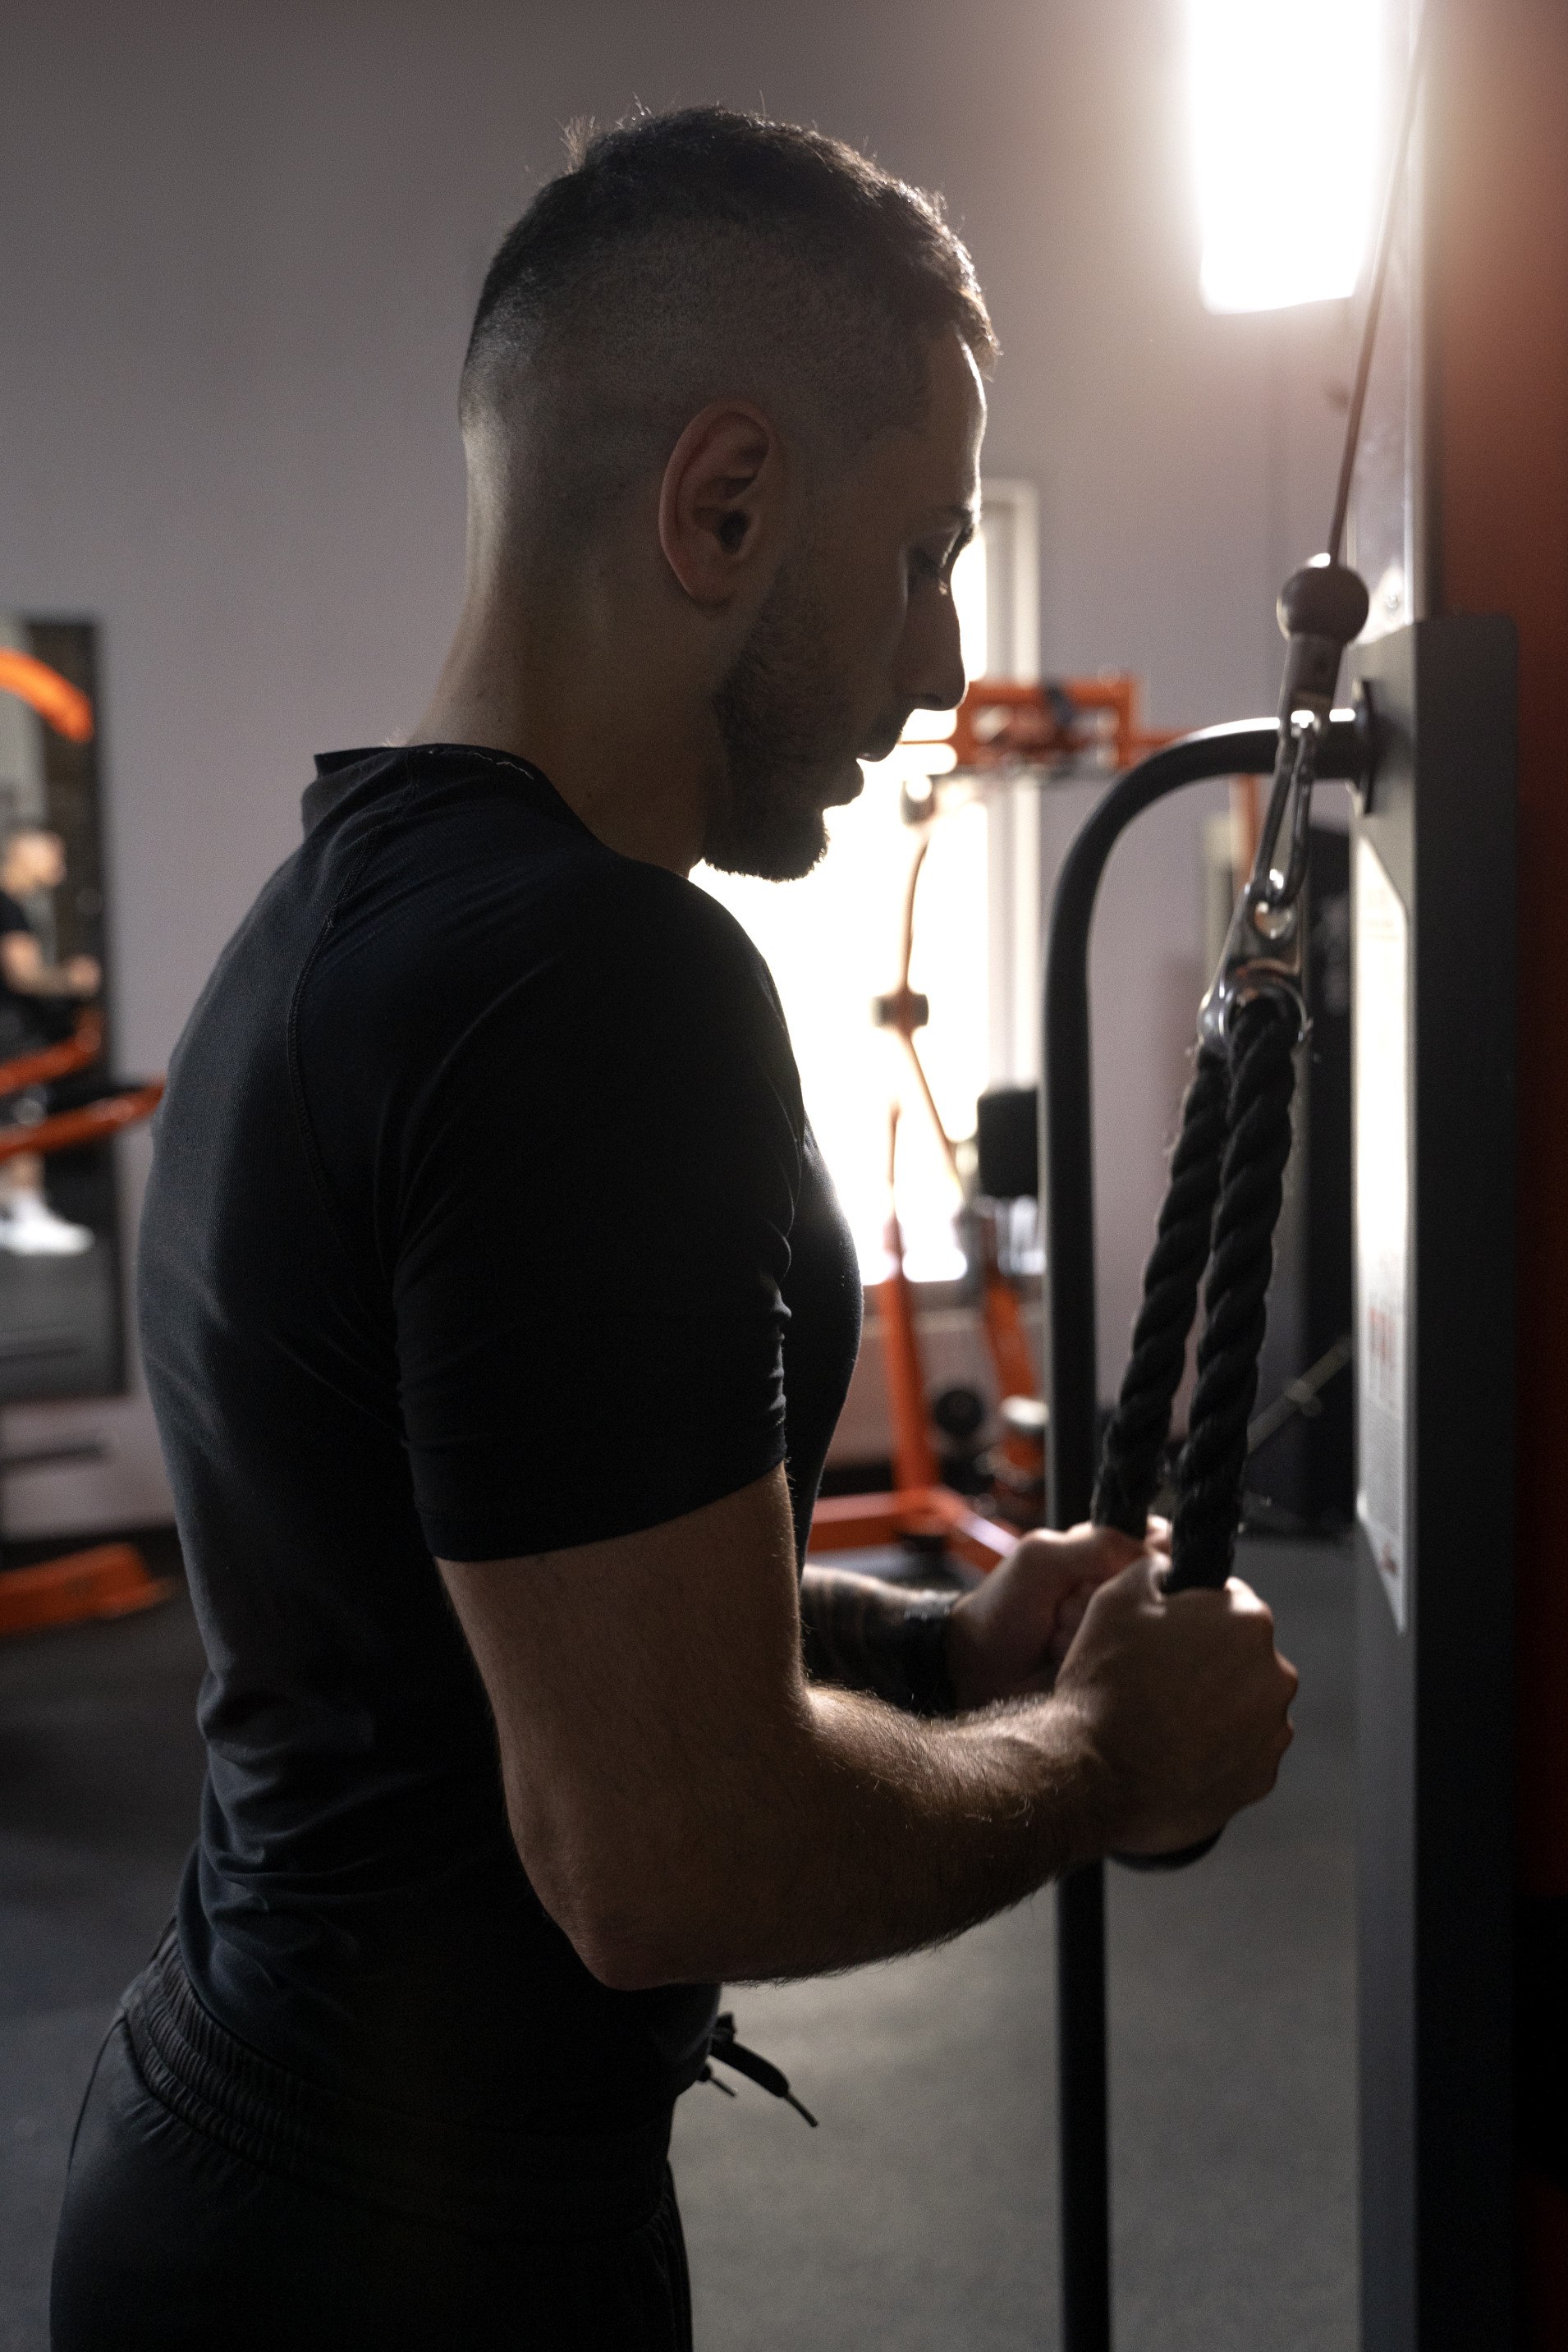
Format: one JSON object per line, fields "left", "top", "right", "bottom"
{"left": 0, "top": 624, "right": 167, "bottom": 1634}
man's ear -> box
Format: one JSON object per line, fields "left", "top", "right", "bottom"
{"left": 658, "top": 401, "right": 782, "bottom": 606}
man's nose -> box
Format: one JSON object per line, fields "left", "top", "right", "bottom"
{"left": 902, "top": 595, "right": 968, "bottom": 720}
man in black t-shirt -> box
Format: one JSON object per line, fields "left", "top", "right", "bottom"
{"left": 0, "top": 823, "right": 99, "bottom": 1255}
{"left": 53, "top": 111, "right": 1297, "bottom": 2351}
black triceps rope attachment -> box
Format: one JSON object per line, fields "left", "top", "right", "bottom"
{"left": 1171, "top": 996, "right": 1300, "bottom": 1579}
{"left": 1089, "top": 1037, "right": 1229, "bottom": 1546}
{"left": 1083, "top": 241, "right": 1380, "bottom": 1868}
{"left": 1091, "top": 978, "right": 1303, "bottom": 1873}
{"left": 1093, "top": 994, "right": 1298, "bottom": 1590}
{"left": 1088, "top": 559, "right": 1362, "bottom": 1873}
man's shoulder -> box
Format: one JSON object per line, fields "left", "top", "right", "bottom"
{"left": 300, "top": 774, "right": 791, "bottom": 1088}
{"left": 575, "top": 858, "right": 777, "bottom": 1001}
{"left": 408, "top": 825, "right": 777, "bottom": 1025}
{"left": 301, "top": 750, "right": 755, "bottom": 982}
{"left": 487, "top": 855, "right": 790, "bottom": 1074}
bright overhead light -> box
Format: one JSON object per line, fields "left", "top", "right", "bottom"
{"left": 1189, "top": 0, "right": 1383, "bottom": 314}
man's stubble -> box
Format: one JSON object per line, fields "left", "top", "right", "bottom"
{"left": 704, "top": 558, "right": 864, "bottom": 884}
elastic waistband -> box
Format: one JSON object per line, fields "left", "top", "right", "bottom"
{"left": 121, "top": 1934, "right": 672, "bottom": 2239}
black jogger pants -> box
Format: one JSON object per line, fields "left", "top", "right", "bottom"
{"left": 50, "top": 1939, "right": 692, "bottom": 2352}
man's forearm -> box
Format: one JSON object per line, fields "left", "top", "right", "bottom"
{"left": 574, "top": 1680, "right": 1105, "bottom": 1992}
{"left": 25, "top": 969, "right": 80, "bottom": 995}
{"left": 444, "top": 1477, "right": 1112, "bottom": 2001}
{"left": 447, "top": 1473, "right": 1293, "bottom": 2005}
{"left": 798, "top": 1563, "right": 957, "bottom": 1715}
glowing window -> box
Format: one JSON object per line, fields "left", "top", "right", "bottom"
{"left": 1190, "top": 0, "right": 1383, "bottom": 314}
{"left": 696, "top": 489, "right": 1034, "bottom": 1283}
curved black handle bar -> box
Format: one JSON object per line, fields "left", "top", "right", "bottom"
{"left": 1041, "top": 713, "right": 1365, "bottom": 1529}
{"left": 1040, "top": 713, "right": 1367, "bottom": 1867}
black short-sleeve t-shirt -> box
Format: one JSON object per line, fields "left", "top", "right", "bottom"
{"left": 137, "top": 745, "right": 862, "bottom": 2134}
{"left": 0, "top": 888, "right": 45, "bottom": 1048}
{"left": 0, "top": 887, "right": 34, "bottom": 958}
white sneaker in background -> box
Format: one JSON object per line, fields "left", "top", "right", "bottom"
{"left": 0, "top": 1194, "right": 94, "bottom": 1255}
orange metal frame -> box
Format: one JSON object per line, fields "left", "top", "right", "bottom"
{"left": 809, "top": 669, "right": 1180, "bottom": 1573}
{"left": 846, "top": 1185, "right": 1020, "bottom": 1571}
{"left": 809, "top": 711, "right": 1061, "bottom": 1576}
{"left": 0, "top": 1009, "right": 104, "bottom": 1090}
{"left": 0, "top": 1010, "right": 164, "bottom": 1168}
{"left": 0, "top": 1079, "right": 165, "bottom": 1167}
{"left": 0, "top": 648, "right": 95, "bottom": 745}
{"left": 948, "top": 672, "right": 1175, "bottom": 777}
{"left": 809, "top": 1484, "right": 1020, "bottom": 1577}
{"left": 0, "top": 1543, "right": 175, "bottom": 1637}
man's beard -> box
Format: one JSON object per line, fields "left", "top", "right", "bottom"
{"left": 704, "top": 564, "right": 860, "bottom": 883}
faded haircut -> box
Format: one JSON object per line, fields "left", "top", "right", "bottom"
{"left": 460, "top": 107, "right": 997, "bottom": 540}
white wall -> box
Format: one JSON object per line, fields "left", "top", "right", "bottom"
{"left": 0, "top": 0, "right": 1349, "bottom": 1531}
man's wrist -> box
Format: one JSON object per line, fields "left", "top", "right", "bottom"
{"left": 950, "top": 1689, "right": 1118, "bottom": 1875}
{"left": 897, "top": 1589, "right": 961, "bottom": 1718}
{"left": 1039, "top": 1694, "right": 1117, "bottom": 1870}
{"left": 798, "top": 1567, "right": 961, "bottom": 1717}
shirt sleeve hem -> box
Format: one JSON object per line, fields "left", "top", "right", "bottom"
{"left": 421, "top": 1438, "right": 790, "bottom": 1566}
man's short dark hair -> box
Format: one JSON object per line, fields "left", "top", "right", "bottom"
{"left": 461, "top": 108, "right": 997, "bottom": 534}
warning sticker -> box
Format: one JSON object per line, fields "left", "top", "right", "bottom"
{"left": 1354, "top": 835, "right": 1411, "bottom": 1632}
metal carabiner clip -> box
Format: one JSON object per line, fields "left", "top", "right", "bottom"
{"left": 1199, "top": 551, "right": 1371, "bottom": 1052}
{"left": 1197, "top": 714, "right": 1321, "bottom": 1052}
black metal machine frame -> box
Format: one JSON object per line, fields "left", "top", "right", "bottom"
{"left": 1039, "top": 708, "right": 1369, "bottom": 2352}
{"left": 1038, "top": 624, "right": 1516, "bottom": 2348}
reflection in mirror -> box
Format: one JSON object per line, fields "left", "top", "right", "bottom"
{"left": 0, "top": 617, "right": 135, "bottom": 1401}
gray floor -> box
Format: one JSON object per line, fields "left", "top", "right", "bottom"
{"left": 1, "top": 1538, "right": 203, "bottom": 2352}
{"left": 0, "top": 1536, "right": 1354, "bottom": 2351}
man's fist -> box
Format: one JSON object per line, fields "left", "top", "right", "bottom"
{"left": 1052, "top": 1555, "right": 1298, "bottom": 1859}
{"left": 945, "top": 1519, "right": 1168, "bottom": 1712}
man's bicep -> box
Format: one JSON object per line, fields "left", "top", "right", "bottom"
{"left": 437, "top": 1465, "right": 805, "bottom": 1957}
{"left": 393, "top": 926, "right": 800, "bottom": 1567}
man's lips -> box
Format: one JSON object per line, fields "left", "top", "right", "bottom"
{"left": 859, "top": 717, "right": 913, "bottom": 764}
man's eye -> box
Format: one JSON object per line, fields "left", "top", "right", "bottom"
{"left": 909, "top": 548, "right": 947, "bottom": 584}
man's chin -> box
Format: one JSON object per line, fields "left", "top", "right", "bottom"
{"left": 703, "top": 804, "right": 829, "bottom": 884}
{"left": 823, "top": 762, "right": 868, "bottom": 811}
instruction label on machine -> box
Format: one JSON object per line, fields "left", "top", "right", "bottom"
{"left": 1354, "top": 836, "right": 1411, "bottom": 1632}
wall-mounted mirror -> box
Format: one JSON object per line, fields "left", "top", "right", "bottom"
{"left": 0, "top": 616, "right": 130, "bottom": 1402}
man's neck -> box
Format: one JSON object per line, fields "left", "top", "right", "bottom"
{"left": 410, "top": 595, "right": 716, "bottom": 878}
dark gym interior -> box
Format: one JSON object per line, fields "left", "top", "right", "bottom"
{"left": 2, "top": 3, "right": 1565, "bottom": 2347}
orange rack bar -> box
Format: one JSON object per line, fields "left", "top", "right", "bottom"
{"left": 0, "top": 1011, "right": 103, "bottom": 1098}
{"left": 809, "top": 1485, "right": 1017, "bottom": 1575}
{"left": 949, "top": 673, "right": 1176, "bottom": 777}
{"left": 0, "top": 1543, "right": 176, "bottom": 1638}
{"left": 0, "top": 1080, "right": 164, "bottom": 1168}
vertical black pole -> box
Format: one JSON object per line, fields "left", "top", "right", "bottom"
{"left": 1043, "top": 812, "right": 1113, "bottom": 2352}
{"left": 1056, "top": 1863, "right": 1112, "bottom": 2351}
{"left": 1038, "top": 724, "right": 1303, "bottom": 2352}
